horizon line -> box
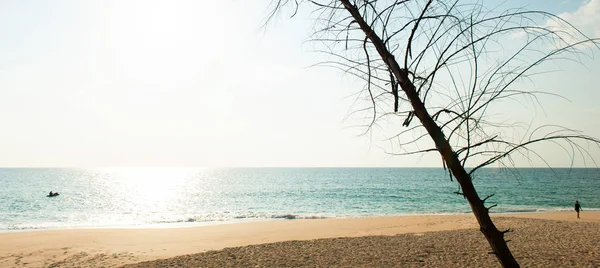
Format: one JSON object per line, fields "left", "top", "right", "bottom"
{"left": 0, "top": 166, "right": 597, "bottom": 169}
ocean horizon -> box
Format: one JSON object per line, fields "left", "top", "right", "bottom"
{"left": 2, "top": 167, "right": 599, "bottom": 232}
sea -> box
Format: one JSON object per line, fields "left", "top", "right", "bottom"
{"left": 1, "top": 167, "right": 598, "bottom": 232}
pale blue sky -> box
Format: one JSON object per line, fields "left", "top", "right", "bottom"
{"left": 0, "top": 0, "right": 598, "bottom": 167}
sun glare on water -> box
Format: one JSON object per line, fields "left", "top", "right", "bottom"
{"left": 98, "top": 167, "right": 204, "bottom": 212}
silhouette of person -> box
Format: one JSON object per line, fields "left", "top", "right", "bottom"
{"left": 49, "top": 191, "right": 53, "bottom": 196}
{"left": 575, "top": 200, "right": 582, "bottom": 219}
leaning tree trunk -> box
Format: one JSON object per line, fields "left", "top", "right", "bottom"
{"left": 340, "top": 1, "right": 519, "bottom": 267}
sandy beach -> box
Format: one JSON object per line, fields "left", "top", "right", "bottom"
{"left": 1, "top": 212, "right": 599, "bottom": 267}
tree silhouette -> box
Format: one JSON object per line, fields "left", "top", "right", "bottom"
{"left": 267, "top": 0, "right": 599, "bottom": 267}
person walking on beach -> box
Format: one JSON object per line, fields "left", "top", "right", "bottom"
{"left": 575, "top": 200, "right": 582, "bottom": 219}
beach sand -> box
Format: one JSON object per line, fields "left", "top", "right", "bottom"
{"left": 1, "top": 212, "right": 599, "bottom": 267}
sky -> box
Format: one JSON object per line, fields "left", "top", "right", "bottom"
{"left": 0, "top": 0, "right": 598, "bottom": 167}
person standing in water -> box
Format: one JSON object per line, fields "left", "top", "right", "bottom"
{"left": 575, "top": 200, "right": 582, "bottom": 219}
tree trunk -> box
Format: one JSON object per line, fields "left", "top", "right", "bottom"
{"left": 340, "top": 1, "right": 520, "bottom": 267}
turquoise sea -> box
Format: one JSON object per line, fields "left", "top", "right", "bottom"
{"left": 1, "top": 168, "right": 598, "bottom": 231}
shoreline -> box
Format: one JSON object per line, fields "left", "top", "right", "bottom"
{"left": 3, "top": 209, "right": 598, "bottom": 234}
{"left": 1, "top": 212, "right": 598, "bottom": 267}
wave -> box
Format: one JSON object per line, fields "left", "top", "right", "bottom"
{"left": 271, "top": 214, "right": 328, "bottom": 220}
{"left": 233, "top": 213, "right": 329, "bottom": 220}
{"left": 148, "top": 212, "right": 331, "bottom": 225}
